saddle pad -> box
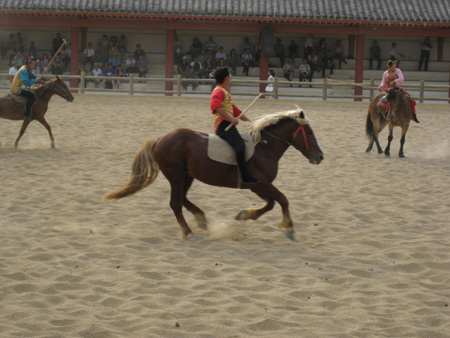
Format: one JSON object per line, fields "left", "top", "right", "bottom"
{"left": 8, "top": 93, "right": 27, "bottom": 106}
{"left": 207, "top": 131, "right": 257, "bottom": 165}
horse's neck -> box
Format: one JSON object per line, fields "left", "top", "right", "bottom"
{"left": 37, "top": 86, "right": 54, "bottom": 104}
{"left": 258, "top": 122, "right": 294, "bottom": 159}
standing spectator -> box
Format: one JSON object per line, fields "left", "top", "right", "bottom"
{"left": 209, "top": 68, "right": 217, "bottom": 92}
{"left": 304, "top": 34, "right": 314, "bottom": 57}
{"left": 317, "top": 38, "right": 328, "bottom": 71}
{"left": 322, "top": 50, "right": 335, "bottom": 78}
{"left": 204, "top": 36, "right": 217, "bottom": 56}
{"left": 183, "top": 67, "right": 198, "bottom": 90}
{"left": 240, "top": 37, "right": 253, "bottom": 55}
{"left": 9, "top": 62, "right": 18, "bottom": 83}
{"left": 241, "top": 48, "right": 253, "bottom": 76}
{"left": 178, "top": 56, "right": 189, "bottom": 77}
{"left": 418, "top": 37, "right": 432, "bottom": 71}
{"left": 190, "top": 56, "right": 203, "bottom": 78}
{"left": 203, "top": 55, "right": 214, "bottom": 79}
{"left": 133, "top": 44, "right": 146, "bottom": 61}
{"left": 42, "top": 53, "right": 50, "bottom": 72}
{"left": 298, "top": 58, "right": 312, "bottom": 87}
{"left": 125, "top": 55, "right": 137, "bottom": 74}
{"left": 118, "top": 35, "right": 127, "bottom": 62}
{"left": 115, "top": 64, "right": 124, "bottom": 89}
{"left": 4, "top": 33, "right": 16, "bottom": 57}
{"left": 265, "top": 69, "right": 275, "bottom": 95}
{"left": 288, "top": 40, "right": 299, "bottom": 60}
{"left": 15, "top": 32, "right": 24, "bottom": 47}
{"left": 78, "top": 62, "right": 88, "bottom": 88}
{"left": 174, "top": 34, "right": 183, "bottom": 56}
{"left": 227, "top": 48, "right": 238, "bottom": 76}
{"left": 333, "top": 39, "right": 347, "bottom": 69}
{"left": 101, "top": 62, "right": 117, "bottom": 89}
{"left": 14, "top": 51, "right": 24, "bottom": 68}
{"left": 369, "top": 40, "right": 382, "bottom": 70}
{"left": 389, "top": 42, "right": 405, "bottom": 66}
{"left": 190, "top": 37, "right": 202, "bottom": 61}
{"left": 136, "top": 55, "right": 148, "bottom": 78}
{"left": 27, "top": 41, "right": 38, "bottom": 58}
{"left": 174, "top": 48, "right": 184, "bottom": 69}
{"left": 254, "top": 41, "right": 261, "bottom": 66}
{"left": 215, "top": 47, "right": 227, "bottom": 64}
{"left": 95, "top": 42, "right": 107, "bottom": 68}
{"left": 52, "top": 33, "right": 64, "bottom": 56}
{"left": 274, "top": 38, "right": 286, "bottom": 67}
{"left": 91, "top": 63, "right": 103, "bottom": 88}
{"left": 34, "top": 59, "right": 44, "bottom": 75}
{"left": 51, "top": 55, "right": 64, "bottom": 75}
{"left": 10, "top": 41, "right": 24, "bottom": 65}
{"left": 100, "top": 35, "right": 110, "bottom": 52}
{"left": 84, "top": 42, "right": 95, "bottom": 70}
{"left": 109, "top": 54, "right": 120, "bottom": 69}
{"left": 283, "top": 58, "right": 294, "bottom": 86}
{"left": 59, "top": 44, "right": 71, "bottom": 70}
{"left": 109, "top": 35, "right": 119, "bottom": 59}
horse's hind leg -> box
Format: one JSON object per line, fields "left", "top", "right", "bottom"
{"left": 13, "top": 118, "right": 32, "bottom": 149}
{"left": 384, "top": 124, "right": 394, "bottom": 157}
{"left": 168, "top": 180, "right": 195, "bottom": 240}
{"left": 398, "top": 127, "right": 409, "bottom": 158}
{"left": 182, "top": 175, "right": 207, "bottom": 229}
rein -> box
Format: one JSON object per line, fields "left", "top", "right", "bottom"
{"left": 262, "top": 124, "right": 309, "bottom": 152}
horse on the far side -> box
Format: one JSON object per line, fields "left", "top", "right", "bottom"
{"left": 104, "top": 106, "right": 324, "bottom": 241}
{"left": 365, "top": 87, "right": 413, "bottom": 158}
{"left": 0, "top": 76, "right": 74, "bottom": 148}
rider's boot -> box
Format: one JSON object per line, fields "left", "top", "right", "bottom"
{"left": 412, "top": 114, "right": 420, "bottom": 123}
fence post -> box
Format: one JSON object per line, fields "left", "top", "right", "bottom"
{"left": 80, "top": 71, "right": 85, "bottom": 93}
{"left": 129, "top": 74, "right": 134, "bottom": 95}
{"left": 370, "top": 79, "right": 374, "bottom": 101}
{"left": 322, "top": 78, "right": 328, "bottom": 101}
{"left": 419, "top": 80, "right": 424, "bottom": 103}
{"left": 177, "top": 74, "right": 182, "bottom": 96}
{"left": 274, "top": 76, "right": 279, "bottom": 99}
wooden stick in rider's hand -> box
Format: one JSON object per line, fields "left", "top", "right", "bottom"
{"left": 225, "top": 93, "right": 263, "bottom": 132}
{"left": 41, "top": 38, "right": 68, "bottom": 76}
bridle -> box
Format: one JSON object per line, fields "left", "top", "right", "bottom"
{"left": 261, "top": 123, "right": 310, "bottom": 152}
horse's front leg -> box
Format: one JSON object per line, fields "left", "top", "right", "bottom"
{"left": 13, "top": 118, "right": 32, "bottom": 149}
{"left": 169, "top": 180, "right": 195, "bottom": 240}
{"left": 35, "top": 116, "right": 55, "bottom": 148}
{"left": 236, "top": 195, "right": 275, "bottom": 221}
{"left": 384, "top": 124, "right": 394, "bottom": 157}
{"left": 398, "top": 127, "right": 409, "bottom": 158}
{"left": 372, "top": 115, "right": 384, "bottom": 154}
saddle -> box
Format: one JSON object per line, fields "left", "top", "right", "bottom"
{"left": 8, "top": 90, "right": 36, "bottom": 107}
{"left": 207, "top": 131, "right": 259, "bottom": 165}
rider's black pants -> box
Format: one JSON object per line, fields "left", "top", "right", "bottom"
{"left": 19, "top": 90, "right": 35, "bottom": 118}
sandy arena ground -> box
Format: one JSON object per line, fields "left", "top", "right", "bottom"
{"left": 1, "top": 94, "right": 449, "bottom": 337}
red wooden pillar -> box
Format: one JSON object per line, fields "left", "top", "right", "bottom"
{"left": 348, "top": 35, "right": 355, "bottom": 59}
{"left": 70, "top": 26, "right": 79, "bottom": 91}
{"left": 354, "top": 34, "right": 365, "bottom": 101}
{"left": 165, "top": 29, "right": 175, "bottom": 95}
{"left": 437, "top": 37, "right": 444, "bottom": 62}
{"left": 259, "top": 32, "right": 269, "bottom": 95}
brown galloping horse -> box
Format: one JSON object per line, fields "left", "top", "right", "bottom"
{"left": 365, "top": 87, "right": 412, "bottom": 158}
{"left": 104, "top": 107, "right": 324, "bottom": 241}
{"left": 0, "top": 76, "right": 74, "bottom": 148}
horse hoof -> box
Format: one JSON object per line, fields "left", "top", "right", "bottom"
{"left": 236, "top": 210, "right": 250, "bottom": 220}
{"left": 284, "top": 231, "right": 298, "bottom": 242}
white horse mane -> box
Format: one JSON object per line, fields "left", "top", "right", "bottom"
{"left": 246, "top": 105, "right": 309, "bottom": 142}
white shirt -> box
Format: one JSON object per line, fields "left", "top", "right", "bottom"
{"left": 92, "top": 68, "right": 102, "bottom": 76}
{"left": 9, "top": 66, "right": 18, "bottom": 76}
{"left": 215, "top": 51, "right": 227, "bottom": 60}
{"left": 84, "top": 47, "right": 95, "bottom": 57}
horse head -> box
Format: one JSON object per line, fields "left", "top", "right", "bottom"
{"left": 386, "top": 87, "right": 403, "bottom": 119}
{"left": 50, "top": 76, "right": 74, "bottom": 102}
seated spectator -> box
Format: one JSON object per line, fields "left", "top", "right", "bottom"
{"left": 204, "top": 36, "right": 217, "bottom": 55}
{"left": 333, "top": 40, "right": 347, "bottom": 69}
{"left": 51, "top": 55, "right": 64, "bottom": 75}
{"left": 190, "top": 37, "right": 202, "bottom": 61}
{"left": 109, "top": 54, "right": 120, "bottom": 69}
{"left": 283, "top": 58, "right": 294, "bottom": 86}
{"left": 84, "top": 42, "right": 95, "bottom": 70}
{"left": 133, "top": 44, "right": 146, "bottom": 61}
{"left": 78, "top": 62, "right": 88, "bottom": 88}
{"left": 27, "top": 41, "right": 38, "bottom": 58}
{"left": 183, "top": 67, "right": 198, "bottom": 90}
{"left": 241, "top": 48, "right": 253, "bottom": 76}
{"left": 209, "top": 68, "right": 216, "bottom": 92}
{"left": 34, "top": 59, "right": 44, "bottom": 75}
{"left": 217, "top": 58, "right": 226, "bottom": 68}
{"left": 136, "top": 55, "right": 148, "bottom": 78}
{"left": 14, "top": 51, "right": 24, "bottom": 68}
{"left": 240, "top": 37, "right": 253, "bottom": 55}
{"left": 227, "top": 48, "right": 238, "bottom": 76}
{"left": 298, "top": 58, "right": 312, "bottom": 87}
{"left": 203, "top": 55, "right": 214, "bottom": 79}
{"left": 4, "top": 33, "right": 16, "bottom": 57}
{"left": 91, "top": 63, "right": 103, "bottom": 88}
{"left": 307, "top": 50, "right": 319, "bottom": 78}
{"left": 274, "top": 38, "right": 286, "bottom": 67}
{"left": 369, "top": 40, "right": 381, "bottom": 70}
{"left": 178, "top": 56, "right": 189, "bottom": 77}
{"left": 52, "top": 32, "right": 64, "bottom": 56}
{"left": 174, "top": 48, "right": 184, "bottom": 69}
{"left": 10, "top": 41, "right": 24, "bottom": 65}
{"left": 215, "top": 47, "right": 227, "bottom": 64}
{"left": 125, "top": 55, "right": 137, "bottom": 74}
{"left": 95, "top": 42, "right": 107, "bottom": 68}
{"left": 190, "top": 56, "right": 203, "bottom": 78}
{"left": 288, "top": 40, "right": 299, "bottom": 60}
{"left": 322, "top": 50, "right": 335, "bottom": 78}
{"left": 118, "top": 35, "right": 127, "bottom": 62}
{"left": 115, "top": 64, "right": 124, "bottom": 89}
{"left": 60, "top": 44, "right": 71, "bottom": 70}
{"left": 101, "top": 62, "right": 117, "bottom": 89}
{"left": 42, "top": 53, "right": 50, "bottom": 72}
{"left": 9, "top": 62, "right": 18, "bottom": 83}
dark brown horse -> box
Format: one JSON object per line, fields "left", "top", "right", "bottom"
{"left": 0, "top": 76, "right": 74, "bottom": 148}
{"left": 365, "top": 87, "right": 412, "bottom": 158}
{"left": 104, "top": 107, "right": 324, "bottom": 241}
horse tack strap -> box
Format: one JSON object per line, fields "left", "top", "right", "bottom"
{"left": 291, "top": 125, "right": 309, "bottom": 151}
